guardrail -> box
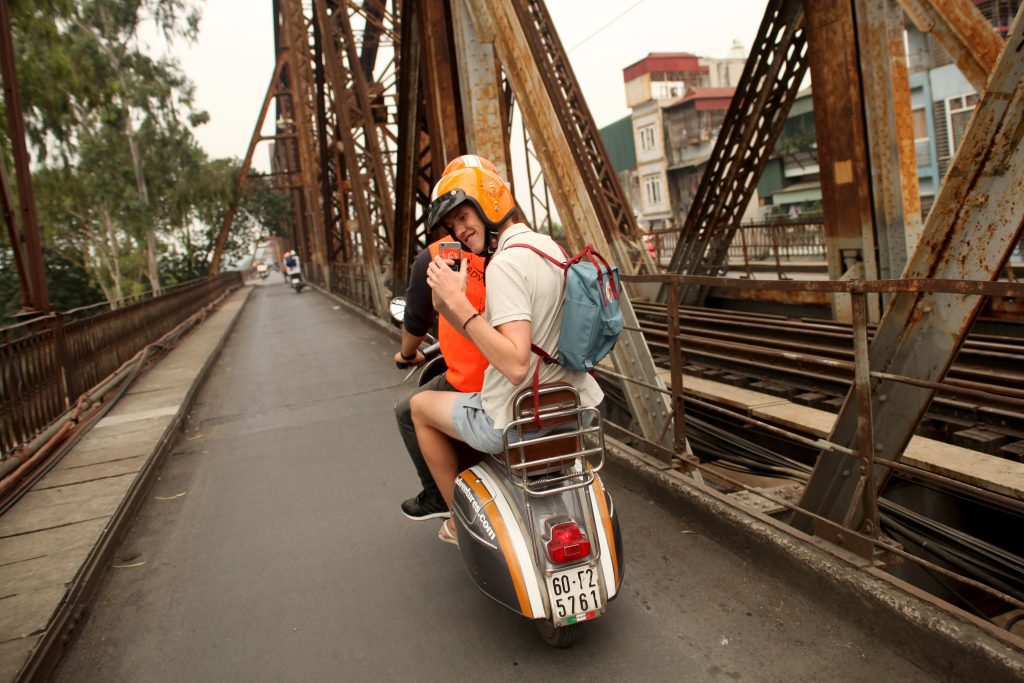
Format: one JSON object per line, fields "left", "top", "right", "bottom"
{"left": 645, "top": 220, "right": 827, "bottom": 275}
{"left": 0, "top": 272, "right": 243, "bottom": 457}
{"left": 605, "top": 272, "right": 1024, "bottom": 633}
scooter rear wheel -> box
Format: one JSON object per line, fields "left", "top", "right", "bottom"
{"left": 536, "top": 620, "right": 582, "bottom": 648}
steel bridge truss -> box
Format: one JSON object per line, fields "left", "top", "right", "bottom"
{"left": 222, "top": 0, "right": 678, "bottom": 452}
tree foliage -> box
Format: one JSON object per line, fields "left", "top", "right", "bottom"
{"left": 0, "top": 0, "right": 287, "bottom": 323}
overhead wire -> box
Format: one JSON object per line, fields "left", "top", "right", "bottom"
{"left": 567, "top": 0, "right": 650, "bottom": 52}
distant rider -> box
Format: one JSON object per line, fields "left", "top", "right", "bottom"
{"left": 284, "top": 250, "right": 302, "bottom": 281}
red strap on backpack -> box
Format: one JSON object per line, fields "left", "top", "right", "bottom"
{"left": 505, "top": 240, "right": 608, "bottom": 427}
{"left": 527, "top": 343, "right": 560, "bottom": 428}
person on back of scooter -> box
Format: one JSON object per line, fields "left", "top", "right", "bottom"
{"left": 284, "top": 250, "right": 301, "bottom": 278}
{"left": 393, "top": 155, "right": 495, "bottom": 521}
{"left": 410, "top": 161, "right": 603, "bottom": 545}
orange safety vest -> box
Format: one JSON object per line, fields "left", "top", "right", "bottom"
{"left": 428, "top": 240, "right": 488, "bottom": 392}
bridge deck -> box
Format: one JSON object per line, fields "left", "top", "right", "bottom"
{"left": 0, "top": 276, "right": 954, "bottom": 679}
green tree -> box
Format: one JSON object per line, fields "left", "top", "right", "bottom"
{"left": 4, "top": 0, "right": 204, "bottom": 300}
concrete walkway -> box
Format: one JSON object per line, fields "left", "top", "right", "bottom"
{"left": 0, "top": 285, "right": 252, "bottom": 681}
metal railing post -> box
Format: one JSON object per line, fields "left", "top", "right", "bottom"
{"left": 849, "top": 287, "right": 878, "bottom": 538}
{"left": 667, "top": 284, "right": 687, "bottom": 463}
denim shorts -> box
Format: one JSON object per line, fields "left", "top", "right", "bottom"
{"left": 450, "top": 392, "right": 505, "bottom": 454}
{"left": 450, "top": 392, "right": 595, "bottom": 455}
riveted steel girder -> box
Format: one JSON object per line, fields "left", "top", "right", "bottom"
{"left": 209, "top": 56, "right": 288, "bottom": 276}
{"left": 663, "top": 0, "right": 809, "bottom": 306}
{"left": 804, "top": 0, "right": 881, "bottom": 320}
{"left": 280, "top": 0, "right": 330, "bottom": 286}
{"left": 451, "top": 0, "right": 510, "bottom": 179}
{"left": 798, "top": 11, "right": 1024, "bottom": 531}
{"left": 0, "top": 0, "right": 49, "bottom": 316}
{"left": 857, "top": 0, "right": 924, "bottom": 280}
{"left": 313, "top": 0, "right": 392, "bottom": 317}
{"left": 897, "top": 0, "right": 1004, "bottom": 93}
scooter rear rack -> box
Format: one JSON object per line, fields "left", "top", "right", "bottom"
{"left": 497, "top": 384, "right": 606, "bottom": 497}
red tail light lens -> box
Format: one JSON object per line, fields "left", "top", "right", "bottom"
{"left": 546, "top": 522, "right": 591, "bottom": 564}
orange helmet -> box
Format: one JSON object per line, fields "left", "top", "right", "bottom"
{"left": 441, "top": 154, "right": 499, "bottom": 177}
{"left": 428, "top": 154, "right": 502, "bottom": 205}
{"left": 427, "top": 166, "right": 515, "bottom": 235}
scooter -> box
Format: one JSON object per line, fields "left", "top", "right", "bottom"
{"left": 287, "top": 270, "right": 304, "bottom": 293}
{"left": 390, "top": 297, "right": 623, "bottom": 647}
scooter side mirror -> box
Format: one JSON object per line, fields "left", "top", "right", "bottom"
{"left": 389, "top": 297, "right": 406, "bottom": 327}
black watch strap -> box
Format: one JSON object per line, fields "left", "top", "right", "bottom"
{"left": 400, "top": 350, "right": 417, "bottom": 361}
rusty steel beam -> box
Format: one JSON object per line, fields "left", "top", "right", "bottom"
{"left": 663, "top": 0, "right": 809, "bottom": 306}
{"left": 312, "top": 14, "right": 340, "bottom": 275}
{"left": 450, "top": 0, "right": 510, "bottom": 178}
{"left": 420, "top": 0, "right": 465, "bottom": 173}
{"left": 393, "top": 0, "right": 426, "bottom": 296}
{"left": 804, "top": 0, "right": 880, "bottom": 321}
{"left": 209, "top": 56, "right": 288, "bottom": 275}
{"left": 464, "top": 0, "right": 676, "bottom": 454}
{"left": 0, "top": 0, "right": 49, "bottom": 315}
{"left": 506, "top": 0, "right": 658, "bottom": 282}
{"left": 897, "top": 0, "right": 1004, "bottom": 93}
{"left": 312, "top": 0, "right": 389, "bottom": 316}
{"left": 857, "top": 0, "right": 924, "bottom": 280}
{"left": 333, "top": 6, "right": 397, "bottom": 248}
{"left": 0, "top": 153, "right": 29, "bottom": 308}
{"left": 797, "top": 10, "right": 1024, "bottom": 532}
{"left": 280, "top": 0, "right": 330, "bottom": 287}
{"left": 358, "top": 0, "right": 386, "bottom": 82}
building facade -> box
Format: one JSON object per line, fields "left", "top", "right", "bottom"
{"left": 756, "top": 0, "right": 1019, "bottom": 221}
{"left": 617, "top": 49, "right": 747, "bottom": 230}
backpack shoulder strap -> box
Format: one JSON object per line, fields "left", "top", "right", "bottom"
{"left": 507, "top": 242, "right": 567, "bottom": 269}
{"left": 526, "top": 343, "right": 560, "bottom": 429}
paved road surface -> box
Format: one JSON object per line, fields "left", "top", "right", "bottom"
{"left": 55, "top": 279, "right": 932, "bottom": 681}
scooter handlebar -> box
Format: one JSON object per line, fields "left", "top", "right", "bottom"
{"left": 395, "top": 342, "right": 441, "bottom": 369}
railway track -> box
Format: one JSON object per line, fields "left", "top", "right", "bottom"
{"left": 631, "top": 302, "right": 1024, "bottom": 460}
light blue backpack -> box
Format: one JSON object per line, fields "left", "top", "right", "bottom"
{"left": 509, "top": 242, "right": 623, "bottom": 369}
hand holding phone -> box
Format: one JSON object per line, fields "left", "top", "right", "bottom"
{"left": 438, "top": 242, "right": 462, "bottom": 272}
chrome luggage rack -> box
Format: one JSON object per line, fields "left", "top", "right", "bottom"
{"left": 496, "top": 384, "right": 605, "bottom": 497}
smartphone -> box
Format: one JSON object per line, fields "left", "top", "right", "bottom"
{"left": 438, "top": 241, "right": 462, "bottom": 272}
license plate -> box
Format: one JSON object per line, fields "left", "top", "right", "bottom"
{"left": 547, "top": 565, "right": 603, "bottom": 626}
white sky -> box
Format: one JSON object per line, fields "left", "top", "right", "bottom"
{"left": 178, "top": 1, "right": 768, "bottom": 174}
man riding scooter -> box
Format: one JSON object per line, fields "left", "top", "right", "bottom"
{"left": 410, "top": 161, "right": 604, "bottom": 544}
{"left": 393, "top": 155, "right": 496, "bottom": 521}
{"left": 284, "top": 250, "right": 304, "bottom": 292}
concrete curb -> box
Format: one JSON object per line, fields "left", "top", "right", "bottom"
{"left": 17, "top": 286, "right": 254, "bottom": 682}
{"left": 602, "top": 438, "right": 1024, "bottom": 682}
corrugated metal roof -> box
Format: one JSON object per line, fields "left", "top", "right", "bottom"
{"left": 623, "top": 52, "right": 707, "bottom": 81}
{"left": 665, "top": 87, "right": 736, "bottom": 109}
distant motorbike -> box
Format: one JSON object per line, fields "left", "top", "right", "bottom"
{"left": 287, "top": 270, "right": 304, "bottom": 293}
{"left": 390, "top": 297, "right": 623, "bottom": 647}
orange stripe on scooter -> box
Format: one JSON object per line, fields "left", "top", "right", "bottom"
{"left": 591, "top": 472, "right": 620, "bottom": 588}
{"left": 459, "top": 471, "right": 533, "bottom": 616}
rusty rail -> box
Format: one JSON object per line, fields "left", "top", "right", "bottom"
{"left": 0, "top": 273, "right": 242, "bottom": 458}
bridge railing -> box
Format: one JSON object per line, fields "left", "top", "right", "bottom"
{"left": 645, "top": 220, "right": 827, "bottom": 274}
{"left": 606, "top": 271, "right": 1024, "bottom": 632}
{"left": 0, "top": 272, "right": 242, "bottom": 457}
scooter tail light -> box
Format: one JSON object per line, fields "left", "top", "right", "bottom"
{"left": 546, "top": 521, "right": 591, "bottom": 564}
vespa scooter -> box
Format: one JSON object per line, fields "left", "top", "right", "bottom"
{"left": 390, "top": 297, "right": 623, "bottom": 647}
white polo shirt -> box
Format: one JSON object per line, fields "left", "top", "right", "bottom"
{"left": 480, "top": 224, "right": 604, "bottom": 428}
